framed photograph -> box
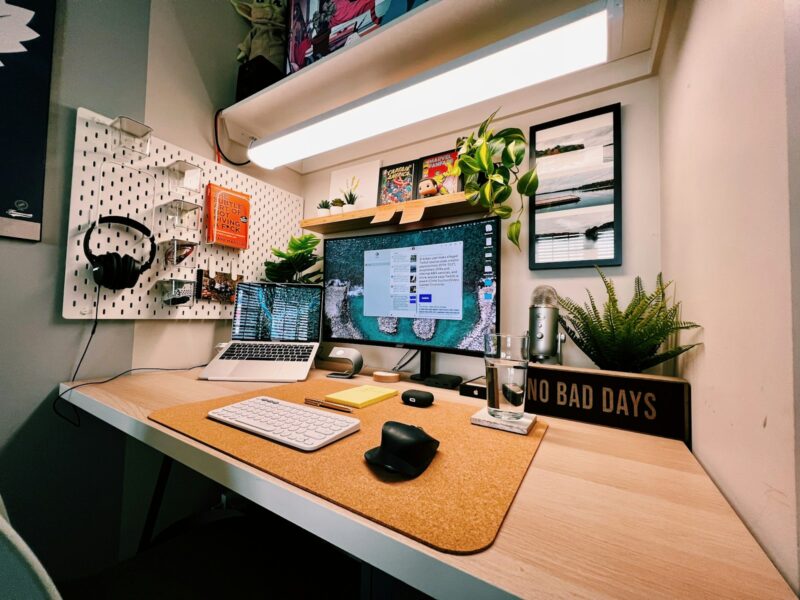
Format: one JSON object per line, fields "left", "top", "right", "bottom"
{"left": 195, "top": 269, "right": 243, "bottom": 304}
{"left": 377, "top": 160, "right": 416, "bottom": 205}
{"left": 528, "top": 104, "right": 621, "bottom": 270}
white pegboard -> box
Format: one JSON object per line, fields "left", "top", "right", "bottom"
{"left": 63, "top": 107, "right": 303, "bottom": 319}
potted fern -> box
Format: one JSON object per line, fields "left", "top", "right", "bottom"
{"left": 557, "top": 268, "right": 700, "bottom": 373}
{"left": 316, "top": 199, "right": 331, "bottom": 217}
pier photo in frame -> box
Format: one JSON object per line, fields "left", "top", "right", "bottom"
{"left": 528, "top": 104, "right": 621, "bottom": 270}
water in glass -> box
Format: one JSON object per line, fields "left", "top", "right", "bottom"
{"left": 484, "top": 334, "right": 529, "bottom": 420}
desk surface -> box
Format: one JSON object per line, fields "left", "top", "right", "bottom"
{"left": 61, "top": 369, "right": 793, "bottom": 599}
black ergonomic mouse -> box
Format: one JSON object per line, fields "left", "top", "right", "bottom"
{"left": 364, "top": 421, "right": 440, "bottom": 478}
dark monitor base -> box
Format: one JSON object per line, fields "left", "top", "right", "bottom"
{"left": 410, "top": 373, "right": 463, "bottom": 390}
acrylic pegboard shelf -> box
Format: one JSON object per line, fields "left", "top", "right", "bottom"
{"left": 63, "top": 107, "right": 303, "bottom": 320}
{"left": 157, "top": 278, "right": 196, "bottom": 307}
{"left": 109, "top": 116, "right": 153, "bottom": 157}
{"left": 166, "top": 160, "right": 203, "bottom": 194}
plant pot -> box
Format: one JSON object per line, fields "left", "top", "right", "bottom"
{"left": 316, "top": 208, "right": 331, "bottom": 217}
{"left": 342, "top": 204, "right": 357, "bottom": 213}
{"left": 330, "top": 206, "right": 343, "bottom": 215}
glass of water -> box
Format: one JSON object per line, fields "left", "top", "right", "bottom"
{"left": 484, "top": 334, "right": 529, "bottom": 420}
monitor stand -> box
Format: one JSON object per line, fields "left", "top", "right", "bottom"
{"left": 410, "top": 349, "right": 463, "bottom": 390}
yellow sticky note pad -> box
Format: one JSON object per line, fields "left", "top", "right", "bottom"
{"left": 325, "top": 385, "right": 398, "bottom": 409}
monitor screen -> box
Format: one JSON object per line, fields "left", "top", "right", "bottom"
{"left": 323, "top": 217, "right": 500, "bottom": 356}
{"left": 232, "top": 282, "right": 322, "bottom": 342}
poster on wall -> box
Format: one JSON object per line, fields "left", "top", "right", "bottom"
{"left": 0, "top": 0, "right": 56, "bottom": 242}
{"left": 287, "top": 0, "right": 429, "bottom": 74}
{"left": 528, "top": 104, "right": 622, "bottom": 270}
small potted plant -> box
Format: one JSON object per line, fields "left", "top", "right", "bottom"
{"left": 330, "top": 198, "right": 345, "bottom": 215}
{"left": 341, "top": 176, "right": 359, "bottom": 213}
{"left": 316, "top": 199, "right": 331, "bottom": 217}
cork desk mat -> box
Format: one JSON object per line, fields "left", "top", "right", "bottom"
{"left": 148, "top": 379, "right": 548, "bottom": 554}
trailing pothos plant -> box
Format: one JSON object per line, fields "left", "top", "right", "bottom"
{"left": 558, "top": 268, "right": 700, "bottom": 373}
{"left": 264, "top": 233, "right": 322, "bottom": 284}
{"left": 455, "top": 110, "right": 539, "bottom": 249}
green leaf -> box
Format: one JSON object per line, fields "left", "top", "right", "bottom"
{"left": 489, "top": 173, "right": 505, "bottom": 184}
{"left": 465, "top": 191, "right": 480, "bottom": 205}
{"left": 457, "top": 155, "right": 480, "bottom": 175}
{"left": 492, "top": 204, "right": 513, "bottom": 218}
{"left": 476, "top": 142, "right": 493, "bottom": 172}
{"left": 501, "top": 139, "right": 525, "bottom": 170}
{"left": 494, "top": 184, "right": 512, "bottom": 204}
{"left": 479, "top": 180, "right": 494, "bottom": 208}
{"left": 516, "top": 168, "right": 539, "bottom": 196}
{"left": 507, "top": 220, "right": 521, "bottom": 249}
{"left": 495, "top": 165, "right": 511, "bottom": 183}
{"left": 478, "top": 108, "right": 499, "bottom": 139}
{"left": 488, "top": 138, "right": 505, "bottom": 158}
{"left": 494, "top": 128, "right": 526, "bottom": 143}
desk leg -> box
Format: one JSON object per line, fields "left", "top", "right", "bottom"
{"left": 138, "top": 455, "right": 173, "bottom": 553}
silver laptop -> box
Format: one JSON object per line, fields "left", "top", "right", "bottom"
{"left": 200, "top": 282, "right": 323, "bottom": 382}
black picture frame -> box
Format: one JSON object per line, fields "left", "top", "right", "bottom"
{"left": 0, "top": 0, "right": 56, "bottom": 242}
{"left": 528, "top": 103, "right": 622, "bottom": 270}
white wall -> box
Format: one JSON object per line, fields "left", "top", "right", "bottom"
{"left": 302, "top": 78, "right": 663, "bottom": 379}
{"left": 133, "top": 0, "right": 303, "bottom": 370}
{"left": 659, "top": 0, "right": 797, "bottom": 589}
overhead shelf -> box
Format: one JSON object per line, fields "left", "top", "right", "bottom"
{"left": 301, "top": 193, "right": 485, "bottom": 234}
{"left": 221, "top": 0, "right": 666, "bottom": 174}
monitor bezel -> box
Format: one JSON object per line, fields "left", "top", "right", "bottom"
{"left": 322, "top": 216, "right": 501, "bottom": 358}
{"left": 232, "top": 281, "right": 324, "bottom": 343}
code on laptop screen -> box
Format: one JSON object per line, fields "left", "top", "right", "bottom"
{"left": 231, "top": 283, "right": 322, "bottom": 342}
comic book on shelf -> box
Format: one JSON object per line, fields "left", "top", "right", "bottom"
{"left": 377, "top": 161, "right": 416, "bottom": 205}
{"left": 416, "top": 150, "right": 460, "bottom": 198}
{"left": 205, "top": 183, "right": 250, "bottom": 249}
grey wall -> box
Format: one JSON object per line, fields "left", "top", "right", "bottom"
{"left": 0, "top": 0, "right": 151, "bottom": 581}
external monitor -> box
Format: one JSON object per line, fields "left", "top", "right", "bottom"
{"left": 322, "top": 217, "right": 500, "bottom": 383}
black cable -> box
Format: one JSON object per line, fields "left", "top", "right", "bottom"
{"left": 55, "top": 364, "right": 210, "bottom": 427}
{"left": 53, "top": 286, "right": 102, "bottom": 426}
{"left": 392, "top": 349, "right": 419, "bottom": 372}
{"left": 72, "top": 286, "right": 101, "bottom": 381}
{"left": 214, "top": 108, "right": 250, "bottom": 166}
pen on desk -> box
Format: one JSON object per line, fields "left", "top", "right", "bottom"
{"left": 304, "top": 397, "right": 353, "bottom": 413}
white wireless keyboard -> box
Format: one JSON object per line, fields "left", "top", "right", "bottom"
{"left": 208, "top": 396, "right": 360, "bottom": 451}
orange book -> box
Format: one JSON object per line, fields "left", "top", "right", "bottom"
{"left": 205, "top": 183, "right": 250, "bottom": 249}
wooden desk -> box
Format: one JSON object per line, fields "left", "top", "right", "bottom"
{"left": 60, "top": 369, "right": 793, "bottom": 599}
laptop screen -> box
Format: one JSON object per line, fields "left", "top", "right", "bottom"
{"left": 231, "top": 282, "right": 322, "bottom": 342}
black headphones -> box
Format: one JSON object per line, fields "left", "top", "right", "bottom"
{"left": 83, "top": 215, "right": 157, "bottom": 290}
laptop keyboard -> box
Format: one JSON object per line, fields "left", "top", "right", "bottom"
{"left": 219, "top": 343, "right": 315, "bottom": 362}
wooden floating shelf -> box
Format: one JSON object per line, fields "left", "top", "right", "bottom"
{"left": 300, "top": 193, "right": 486, "bottom": 234}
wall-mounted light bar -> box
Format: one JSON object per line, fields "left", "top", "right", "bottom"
{"left": 249, "top": 6, "right": 609, "bottom": 169}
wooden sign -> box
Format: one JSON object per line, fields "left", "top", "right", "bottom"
{"left": 526, "top": 364, "right": 691, "bottom": 447}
